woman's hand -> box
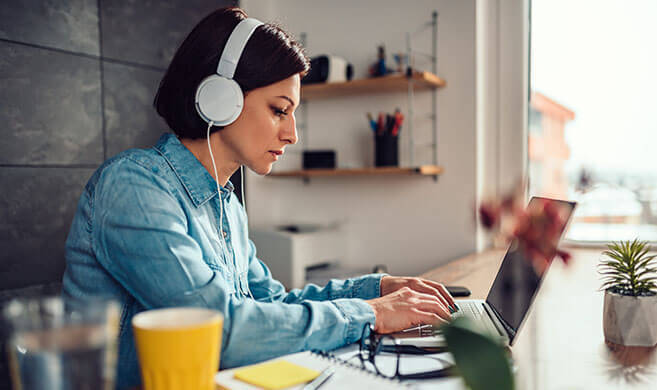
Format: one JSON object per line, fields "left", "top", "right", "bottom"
{"left": 365, "top": 286, "right": 452, "bottom": 334}
{"left": 380, "top": 276, "right": 456, "bottom": 312}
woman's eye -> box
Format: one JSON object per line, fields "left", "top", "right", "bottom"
{"left": 272, "top": 107, "right": 288, "bottom": 117}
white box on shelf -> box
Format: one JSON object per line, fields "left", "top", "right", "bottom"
{"left": 250, "top": 226, "right": 345, "bottom": 289}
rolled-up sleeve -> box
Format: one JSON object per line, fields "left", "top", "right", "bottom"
{"left": 92, "top": 159, "right": 376, "bottom": 369}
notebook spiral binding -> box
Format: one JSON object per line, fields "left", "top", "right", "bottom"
{"left": 310, "top": 349, "right": 410, "bottom": 387}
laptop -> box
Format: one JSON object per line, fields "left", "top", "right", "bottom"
{"left": 388, "top": 196, "right": 577, "bottom": 347}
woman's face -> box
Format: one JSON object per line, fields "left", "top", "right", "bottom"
{"left": 220, "top": 73, "right": 300, "bottom": 175}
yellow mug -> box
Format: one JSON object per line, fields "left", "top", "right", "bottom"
{"left": 132, "top": 307, "right": 223, "bottom": 390}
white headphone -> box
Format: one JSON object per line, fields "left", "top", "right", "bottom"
{"left": 199, "top": 17, "right": 260, "bottom": 300}
{"left": 195, "top": 17, "right": 263, "bottom": 126}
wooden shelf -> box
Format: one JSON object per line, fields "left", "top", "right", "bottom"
{"left": 300, "top": 71, "right": 446, "bottom": 100}
{"left": 268, "top": 165, "right": 443, "bottom": 178}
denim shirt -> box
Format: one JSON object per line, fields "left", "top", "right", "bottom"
{"left": 62, "top": 133, "right": 381, "bottom": 389}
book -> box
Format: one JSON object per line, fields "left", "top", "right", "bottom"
{"left": 215, "top": 350, "right": 408, "bottom": 389}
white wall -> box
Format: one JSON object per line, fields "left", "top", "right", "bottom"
{"left": 241, "top": 0, "right": 478, "bottom": 276}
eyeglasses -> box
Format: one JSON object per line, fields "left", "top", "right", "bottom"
{"left": 357, "top": 323, "right": 455, "bottom": 380}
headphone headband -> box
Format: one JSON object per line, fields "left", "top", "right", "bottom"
{"left": 217, "top": 18, "right": 263, "bottom": 79}
{"left": 195, "top": 17, "right": 263, "bottom": 126}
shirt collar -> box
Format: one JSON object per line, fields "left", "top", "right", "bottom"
{"left": 154, "top": 133, "right": 234, "bottom": 207}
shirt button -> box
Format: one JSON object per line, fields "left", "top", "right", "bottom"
{"left": 222, "top": 231, "right": 227, "bottom": 238}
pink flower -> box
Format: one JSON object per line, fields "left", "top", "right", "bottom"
{"left": 478, "top": 204, "right": 500, "bottom": 229}
{"left": 479, "top": 189, "right": 571, "bottom": 269}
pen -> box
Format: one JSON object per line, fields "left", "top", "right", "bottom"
{"left": 366, "top": 112, "right": 377, "bottom": 132}
{"left": 392, "top": 111, "right": 404, "bottom": 136}
{"left": 385, "top": 114, "right": 393, "bottom": 135}
{"left": 303, "top": 366, "right": 335, "bottom": 390}
{"left": 377, "top": 112, "right": 384, "bottom": 135}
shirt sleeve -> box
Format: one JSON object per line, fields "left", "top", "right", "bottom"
{"left": 92, "top": 159, "right": 376, "bottom": 369}
{"left": 245, "top": 239, "right": 385, "bottom": 303}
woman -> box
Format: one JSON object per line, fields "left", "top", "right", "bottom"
{"left": 62, "top": 7, "right": 454, "bottom": 389}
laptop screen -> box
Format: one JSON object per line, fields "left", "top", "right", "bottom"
{"left": 485, "top": 197, "right": 576, "bottom": 343}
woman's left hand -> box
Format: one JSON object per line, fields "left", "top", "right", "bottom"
{"left": 380, "top": 276, "right": 456, "bottom": 311}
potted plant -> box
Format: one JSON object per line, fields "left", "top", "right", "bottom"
{"left": 599, "top": 239, "right": 657, "bottom": 346}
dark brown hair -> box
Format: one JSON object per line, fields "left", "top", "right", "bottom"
{"left": 154, "top": 7, "right": 310, "bottom": 139}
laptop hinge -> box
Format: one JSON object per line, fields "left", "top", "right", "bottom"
{"left": 484, "top": 303, "right": 516, "bottom": 340}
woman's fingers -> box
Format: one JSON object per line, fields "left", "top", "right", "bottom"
{"left": 408, "top": 279, "right": 455, "bottom": 311}
{"left": 421, "top": 279, "right": 456, "bottom": 308}
{"left": 415, "top": 301, "right": 452, "bottom": 324}
{"left": 413, "top": 293, "right": 451, "bottom": 321}
{"left": 366, "top": 286, "right": 453, "bottom": 333}
{"left": 435, "top": 283, "right": 456, "bottom": 309}
{"left": 380, "top": 276, "right": 457, "bottom": 312}
{"left": 412, "top": 309, "right": 449, "bottom": 326}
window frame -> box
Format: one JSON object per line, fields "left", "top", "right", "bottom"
{"left": 476, "top": 0, "right": 531, "bottom": 250}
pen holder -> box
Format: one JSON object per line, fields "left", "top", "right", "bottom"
{"left": 374, "top": 134, "right": 398, "bottom": 167}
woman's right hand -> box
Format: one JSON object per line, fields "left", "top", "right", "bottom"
{"left": 365, "top": 287, "right": 452, "bottom": 334}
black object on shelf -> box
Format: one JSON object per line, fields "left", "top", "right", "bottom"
{"left": 303, "top": 150, "right": 336, "bottom": 169}
{"left": 302, "top": 55, "right": 354, "bottom": 85}
{"left": 375, "top": 134, "right": 398, "bottom": 167}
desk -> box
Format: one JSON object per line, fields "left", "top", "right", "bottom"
{"left": 422, "top": 248, "right": 657, "bottom": 389}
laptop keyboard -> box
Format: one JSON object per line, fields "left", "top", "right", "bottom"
{"left": 453, "top": 301, "right": 502, "bottom": 336}
{"left": 453, "top": 302, "right": 484, "bottom": 320}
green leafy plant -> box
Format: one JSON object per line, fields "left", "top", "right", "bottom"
{"left": 442, "top": 317, "right": 514, "bottom": 390}
{"left": 599, "top": 239, "right": 657, "bottom": 296}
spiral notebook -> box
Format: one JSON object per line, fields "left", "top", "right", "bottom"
{"left": 214, "top": 350, "right": 408, "bottom": 389}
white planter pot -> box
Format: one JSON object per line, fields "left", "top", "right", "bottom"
{"left": 603, "top": 290, "right": 657, "bottom": 346}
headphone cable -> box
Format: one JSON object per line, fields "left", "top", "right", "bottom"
{"left": 207, "top": 121, "right": 225, "bottom": 241}
{"left": 206, "top": 122, "right": 254, "bottom": 300}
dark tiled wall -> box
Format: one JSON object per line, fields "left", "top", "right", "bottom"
{"left": 0, "top": 0, "right": 236, "bottom": 294}
{"left": 0, "top": 0, "right": 100, "bottom": 55}
{"left": 102, "top": 61, "right": 166, "bottom": 157}
{"left": 0, "top": 42, "right": 103, "bottom": 165}
{"left": 0, "top": 167, "right": 93, "bottom": 290}
{"left": 0, "top": 0, "right": 237, "bottom": 387}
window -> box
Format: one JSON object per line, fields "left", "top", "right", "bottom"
{"left": 529, "top": 0, "right": 657, "bottom": 242}
{"left": 528, "top": 160, "right": 543, "bottom": 196}
{"left": 528, "top": 108, "right": 542, "bottom": 136}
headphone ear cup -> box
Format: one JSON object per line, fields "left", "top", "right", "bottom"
{"left": 195, "top": 75, "right": 244, "bottom": 126}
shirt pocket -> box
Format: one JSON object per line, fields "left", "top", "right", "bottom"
{"left": 195, "top": 210, "right": 231, "bottom": 269}
{"left": 206, "top": 262, "right": 236, "bottom": 295}
{"left": 202, "top": 247, "right": 228, "bottom": 272}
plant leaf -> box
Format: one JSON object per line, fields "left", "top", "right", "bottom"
{"left": 600, "top": 239, "right": 657, "bottom": 294}
{"left": 443, "top": 317, "right": 514, "bottom": 390}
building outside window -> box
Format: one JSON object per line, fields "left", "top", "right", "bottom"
{"left": 528, "top": 92, "right": 574, "bottom": 200}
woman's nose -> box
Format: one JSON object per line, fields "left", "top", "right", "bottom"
{"left": 281, "top": 113, "right": 298, "bottom": 145}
